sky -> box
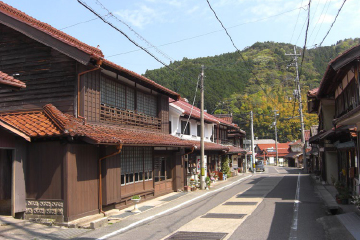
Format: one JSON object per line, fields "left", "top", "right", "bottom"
{"left": 3, "top": 0, "right": 359, "bottom": 75}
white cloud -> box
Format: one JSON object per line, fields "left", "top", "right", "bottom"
{"left": 187, "top": 6, "right": 199, "bottom": 15}
{"left": 114, "top": 5, "right": 159, "bottom": 29}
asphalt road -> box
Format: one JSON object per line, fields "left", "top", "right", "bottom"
{"left": 78, "top": 166, "right": 330, "bottom": 240}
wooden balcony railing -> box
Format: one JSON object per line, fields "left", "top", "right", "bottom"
{"left": 100, "top": 104, "right": 161, "bottom": 131}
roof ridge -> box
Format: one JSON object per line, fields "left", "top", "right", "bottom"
{"left": 0, "top": 1, "right": 104, "bottom": 58}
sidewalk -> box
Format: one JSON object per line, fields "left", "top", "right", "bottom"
{"left": 0, "top": 173, "right": 252, "bottom": 240}
{"left": 312, "top": 174, "right": 360, "bottom": 240}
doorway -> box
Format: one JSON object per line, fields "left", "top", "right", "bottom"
{"left": 0, "top": 149, "right": 12, "bottom": 215}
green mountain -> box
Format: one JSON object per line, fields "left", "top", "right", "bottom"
{"left": 144, "top": 38, "right": 360, "bottom": 142}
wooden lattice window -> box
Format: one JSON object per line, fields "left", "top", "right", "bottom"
{"left": 121, "top": 147, "right": 153, "bottom": 185}
{"left": 126, "top": 87, "right": 135, "bottom": 110}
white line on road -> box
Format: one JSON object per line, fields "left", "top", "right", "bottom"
{"left": 289, "top": 172, "right": 301, "bottom": 240}
{"left": 97, "top": 175, "right": 253, "bottom": 240}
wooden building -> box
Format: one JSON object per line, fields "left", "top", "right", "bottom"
{"left": 0, "top": 2, "right": 194, "bottom": 222}
{"left": 308, "top": 44, "right": 360, "bottom": 194}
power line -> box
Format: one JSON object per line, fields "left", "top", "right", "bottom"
{"left": 318, "top": 0, "right": 347, "bottom": 46}
{"left": 77, "top": 0, "right": 202, "bottom": 98}
{"left": 299, "top": 0, "right": 312, "bottom": 78}
{"left": 107, "top": 4, "right": 307, "bottom": 58}
{"left": 311, "top": 0, "right": 331, "bottom": 46}
{"left": 290, "top": 0, "right": 304, "bottom": 44}
{"left": 309, "top": 0, "right": 329, "bottom": 45}
{"left": 95, "top": 0, "right": 174, "bottom": 62}
{"left": 205, "top": 0, "right": 278, "bottom": 107}
{"left": 77, "top": 0, "right": 172, "bottom": 70}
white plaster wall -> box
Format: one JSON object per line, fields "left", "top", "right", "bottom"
{"left": 325, "top": 151, "right": 338, "bottom": 184}
{"left": 321, "top": 100, "right": 335, "bottom": 130}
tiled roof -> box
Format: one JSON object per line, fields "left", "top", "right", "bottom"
{"left": 227, "top": 145, "right": 247, "bottom": 154}
{"left": 307, "top": 88, "right": 318, "bottom": 97}
{"left": 0, "top": 71, "right": 26, "bottom": 88}
{"left": 188, "top": 140, "right": 229, "bottom": 151}
{"left": 289, "top": 140, "right": 302, "bottom": 146}
{"left": 0, "top": 2, "right": 183, "bottom": 99}
{"left": 170, "top": 98, "right": 238, "bottom": 129}
{"left": 102, "top": 59, "right": 180, "bottom": 100}
{"left": 256, "top": 143, "right": 290, "bottom": 150}
{"left": 0, "top": 1, "right": 103, "bottom": 59}
{"left": 0, "top": 104, "right": 195, "bottom": 147}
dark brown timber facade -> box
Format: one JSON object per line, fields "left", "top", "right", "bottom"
{"left": 0, "top": 1, "right": 193, "bottom": 222}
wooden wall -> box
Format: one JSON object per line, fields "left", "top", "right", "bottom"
{"left": 102, "top": 146, "right": 122, "bottom": 205}
{"left": 0, "top": 128, "right": 15, "bottom": 148}
{"left": 0, "top": 24, "right": 76, "bottom": 114}
{"left": 26, "top": 142, "right": 64, "bottom": 200}
{"left": 65, "top": 144, "right": 98, "bottom": 222}
{"left": 158, "top": 95, "right": 170, "bottom": 134}
{"left": 80, "top": 66, "right": 101, "bottom": 122}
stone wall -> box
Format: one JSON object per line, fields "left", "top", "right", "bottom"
{"left": 25, "top": 200, "right": 64, "bottom": 222}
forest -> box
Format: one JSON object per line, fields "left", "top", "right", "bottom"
{"left": 143, "top": 38, "right": 360, "bottom": 142}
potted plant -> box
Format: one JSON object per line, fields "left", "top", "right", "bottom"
{"left": 131, "top": 195, "right": 141, "bottom": 213}
{"left": 205, "top": 176, "right": 211, "bottom": 189}
{"left": 351, "top": 195, "right": 360, "bottom": 209}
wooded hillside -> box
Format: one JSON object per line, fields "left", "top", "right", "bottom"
{"left": 144, "top": 38, "right": 360, "bottom": 142}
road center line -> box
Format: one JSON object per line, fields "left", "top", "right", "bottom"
{"left": 97, "top": 175, "right": 253, "bottom": 240}
{"left": 289, "top": 172, "right": 301, "bottom": 240}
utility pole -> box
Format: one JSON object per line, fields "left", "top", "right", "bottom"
{"left": 200, "top": 65, "right": 206, "bottom": 190}
{"left": 273, "top": 110, "right": 279, "bottom": 166}
{"left": 286, "top": 46, "right": 307, "bottom": 172}
{"left": 250, "top": 111, "right": 255, "bottom": 173}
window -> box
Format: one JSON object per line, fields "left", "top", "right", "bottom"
{"left": 181, "top": 121, "right": 190, "bottom": 135}
{"left": 154, "top": 157, "right": 172, "bottom": 182}
{"left": 120, "top": 147, "right": 153, "bottom": 185}
{"left": 197, "top": 125, "right": 201, "bottom": 137}
{"left": 101, "top": 76, "right": 157, "bottom": 115}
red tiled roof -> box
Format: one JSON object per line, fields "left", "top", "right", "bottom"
{"left": 227, "top": 145, "right": 247, "bottom": 154}
{"left": 187, "top": 140, "right": 229, "bottom": 151}
{"left": 0, "top": 104, "right": 195, "bottom": 147}
{"left": 0, "top": 71, "right": 26, "bottom": 88}
{"left": 289, "top": 140, "right": 302, "bottom": 146}
{"left": 102, "top": 59, "right": 180, "bottom": 100}
{"left": 307, "top": 88, "right": 318, "bottom": 97}
{"left": 0, "top": 2, "right": 183, "bottom": 99}
{"left": 170, "top": 98, "right": 238, "bottom": 129}
{"left": 0, "top": 1, "right": 104, "bottom": 59}
{"left": 257, "top": 143, "right": 290, "bottom": 150}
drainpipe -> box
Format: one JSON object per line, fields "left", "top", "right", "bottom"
{"left": 77, "top": 59, "right": 103, "bottom": 122}
{"left": 183, "top": 146, "right": 195, "bottom": 156}
{"left": 99, "top": 144, "right": 123, "bottom": 215}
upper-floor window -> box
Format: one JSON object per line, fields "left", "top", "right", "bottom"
{"left": 335, "top": 74, "right": 358, "bottom": 117}
{"left": 100, "top": 76, "right": 157, "bottom": 116}
{"left": 181, "top": 120, "right": 190, "bottom": 135}
{"left": 197, "top": 124, "right": 201, "bottom": 137}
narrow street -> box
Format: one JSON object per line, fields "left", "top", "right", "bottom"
{"left": 75, "top": 166, "right": 331, "bottom": 240}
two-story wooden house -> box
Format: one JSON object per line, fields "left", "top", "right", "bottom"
{"left": 0, "top": 2, "right": 195, "bottom": 222}
{"left": 308, "top": 44, "right": 360, "bottom": 193}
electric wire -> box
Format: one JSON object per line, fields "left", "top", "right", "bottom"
{"left": 297, "top": 0, "right": 311, "bottom": 83}
{"left": 318, "top": 0, "right": 347, "bottom": 46}
{"left": 308, "top": 0, "right": 328, "bottom": 42}
{"left": 205, "top": 0, "right": 278, "bottom": 107}
{"left": 107, "top": 4, "right": 307, "bottom": 58}
{"left": 311, "top": 0, "right": 331, "bottom": 46}
{"left": 95, "top": 0, "right": 174, "bottom": 62}
{"left": 77, "top": 0, "right": 201, "bottom": 101}
{"left": 181, "top": 75, "right": 201, "bottom": 136}
{"left": 289, "top": 0, "right": 304, "bottom": 44}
